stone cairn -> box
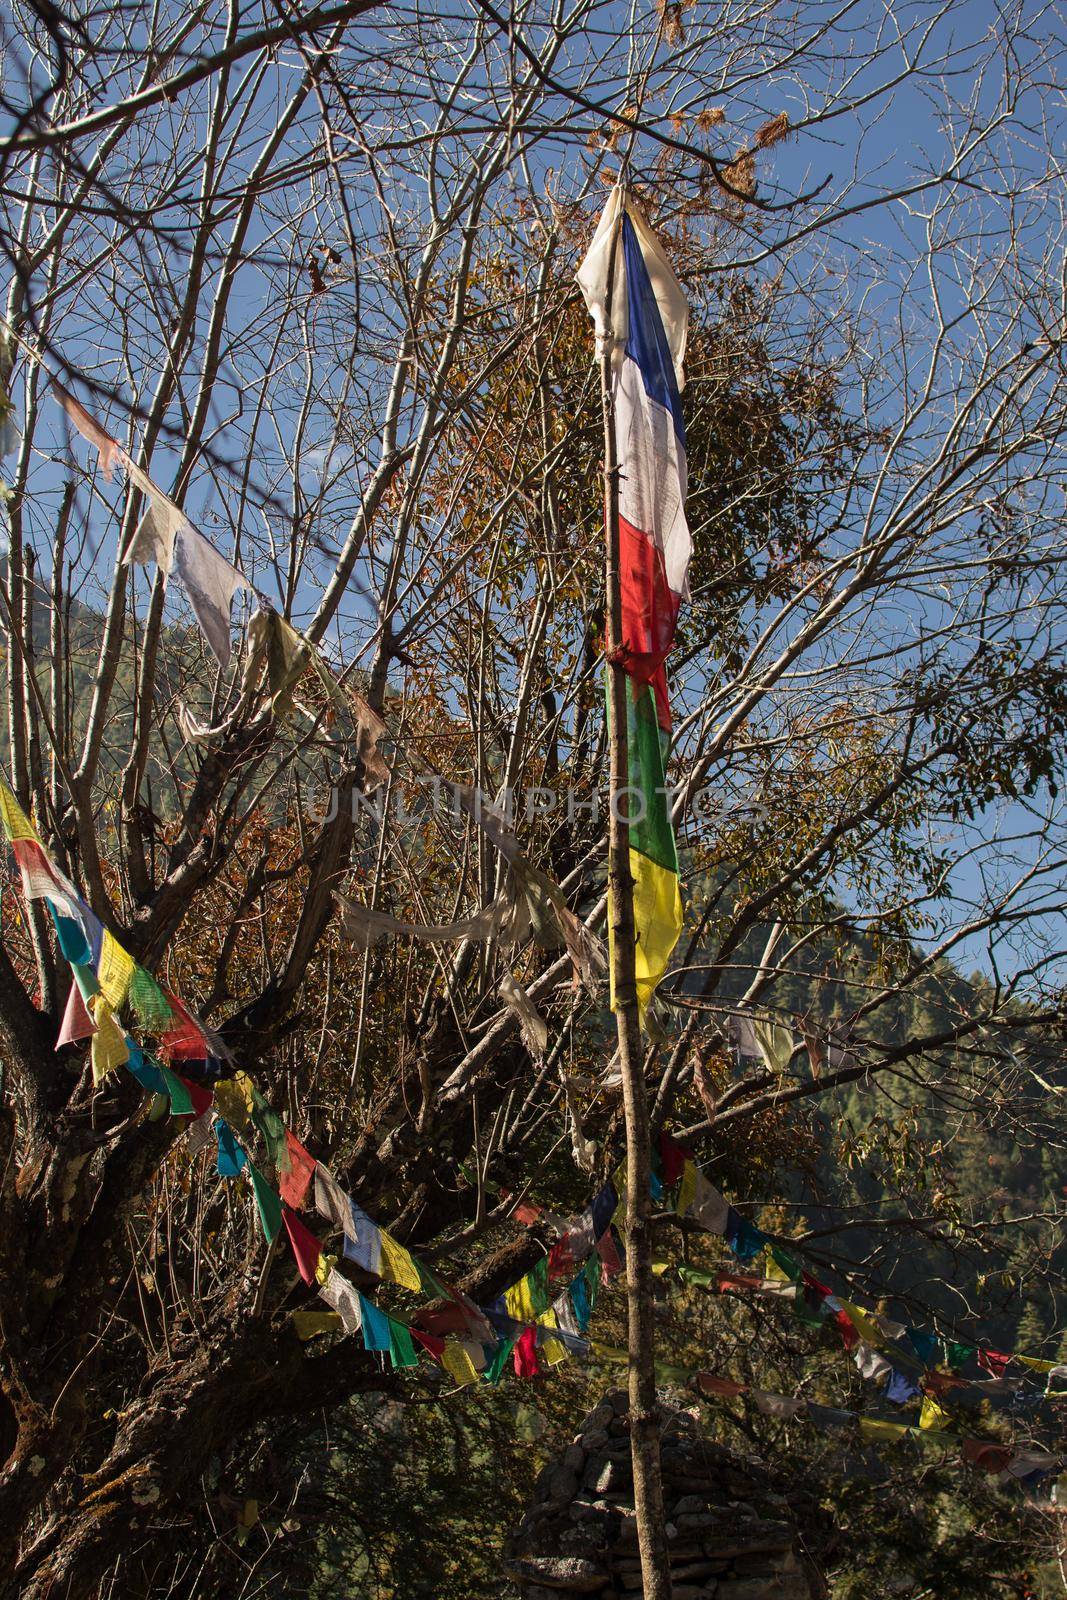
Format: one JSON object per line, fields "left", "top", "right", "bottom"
{"left": 503, "top": 1390, "right": 826, "bottom": 1600}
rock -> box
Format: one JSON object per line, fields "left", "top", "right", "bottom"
{"left": 579, "top": 1403, "right": 614, "bottom": 1434}
{"left": 504, "top": 1554, "right": 609, "bottom": 1592}
{"left": 581, "top": 1427, "right": 610, "bottom": 1453}
{"left": 673, "top": 1560, "right": 731, "bottom": 1582}
{"left": 605, "top": 1388, "right": 629, "bottom": 1413}
{"left": 673, "top": 1494, "right": 712, "bottom": 1516}
{"left": 546, "top": 1466, "right": 580, "bottom": 1502}
{"left": 588, "top": 1459, "right": 629, "bottom": 1495}
{"left": 717, "top": 1581, "right": 783, "bottom": 1600}
{"left": 561, "top": 1444, "right": 586, "bottom": 1474}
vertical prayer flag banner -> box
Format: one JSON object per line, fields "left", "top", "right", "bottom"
{"left": 580, "top": 188, "right": 690, "bottom": 1023}
{"left": 577, "top": 186, "right": 690, "bottom": 710}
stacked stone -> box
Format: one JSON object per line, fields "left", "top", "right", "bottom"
{"left": 504, "top": 1390, "right": 823, "bottom": 1600}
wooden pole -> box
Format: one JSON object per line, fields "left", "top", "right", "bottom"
{"left": 600, "top": 194, "right": 673, "bottom": 1600}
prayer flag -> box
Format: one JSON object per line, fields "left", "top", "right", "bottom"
{"left": 907, "top": 1327, "right": 940, "bottom": 1366}
{"left": 318, "top": 1266, "right": 363, "bottom": 1333}
{"left": 292, "top": 1310, "right": 342, "bottom": 1341}
{"left": 57, "top": 971, "right": 96, "bottom": 1047}
{"left": 251, "top": 1088, "right": 290, "bottom": 1173}
{"left": 343, "top": 1198, "right": 383, "bottom": 1275}
{"left": 281, "top": 1209, "right": 323, "bottom": 1286}
{"left": 11, "top": 838, "right": 77, "bottom": 913}
{"left": 885, "top": 1369, "right": 921, "bottom": 1405}
{"left": 359, "top": 1294, "right": 392, "bottom": 1354}
{"left": 0, "top": 778, "right": 40, "bottom": 841}
{"left": 249, "top": 1163, "right": 283, "bottom": 1244}
{"left": 215, "top": 1119, "right": 247, "bottom": 1177}
{"left": 171, "top": 523, "right": 249, "bottom": 668}
{"left": 279, "top": 1130, "right": 316, "bottom": 1209}
{"left": 128, "top": 966, "right": 174, "bottom": 1033}
{"left": 378, "top": 1229, "right": 423, "bottom": 1293}
{"left": 978, "top": 1347, "right": 1011, "bottom": 1378}
{"left": 676, "top": 1159, "right": 697, "bottom": 1217}
{"left": 513, "top": 1325, "right": 539, "bottom": 1378}
{"left": 87, "top": 995, "right": 128, "bottom": 1083}
{"left": 97, "top": 930, "right": 135, "bottom": 1008}
{"left": 439, "top": 1340, "right": 481, "bottom": 1386}
{"left": 919, "top": 1394, "right": 951, "bottom": 1431}
{"left": 696, "top": 1373, "right": 747, "bottom": 1399}
{"left": 724, "top": 1208, "right": 765, "bottom": 1262}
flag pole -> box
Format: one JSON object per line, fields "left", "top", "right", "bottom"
{"left": 600, "top": 186, "right": 673, "bottom": 1600}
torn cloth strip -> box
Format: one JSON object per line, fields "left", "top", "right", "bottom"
{"left": 171, "top": 522, "right": 249, "bottom": 669}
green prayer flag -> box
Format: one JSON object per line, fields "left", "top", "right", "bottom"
{"left": 946, "top": 1342, "right": 976, "bottom": 1371}
{"left": 128, "top": 966, "right": 174, "bottom": 1033}
{"left": 157, "top": 1062, "right": 193, "bottom": 1117}
{"left": 770, "top": 1245, "right": 801, "bottom": 1281}
{"left": 485, "top": 1338, "right": 516, "bottom": 1384}
{"left": 388, "top": 1317, "right": 418, "bottom": 1369}
{"left": 528, "top": 1255, "right": 550, "bottom": 1316}
{"left": 249, "top": 1163, "right": 283, "bottom": 1244}
{"left": 251, "top": 1089, "right": 290, "bottom": 1175}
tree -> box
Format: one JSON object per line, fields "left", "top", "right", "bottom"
{"left": 0, "top": 1, "right": 1064, "bottom": 1595}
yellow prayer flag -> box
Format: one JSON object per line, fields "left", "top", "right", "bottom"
{"left": 504, "top": 1275, "right": 540, "bottom": 1324}
{"left": 1018, "top": 1356, "right": 1055, "bottom": 1373}
{"left": 291, "top": 1310, "right": 342, "bottom": 1340}
{"left": 676, "top": 1159, "right": 697, "bottom": 1217}
{"left": 839, "top": 1300, "right": 884, "bottom": 1348}
{"left": 88, "top": 996, "right": 129, "bottom": 1084}
{"left": 0, "top": 779, "right": 40, "bottom": 843}
{"left": 378, "top": 1230, "right": 422, "bottom": 1292}
{"left": 859, "top": 1419, "right": 910, "bottom": 1444}
{"left": 97, "top": 930, "right": 135, "bottom": 1008}
{"left": 537, "top": 1308, "right": 567, "bottom": 1366}
{"left": 919, "top": 1394, "right": 950, "bottom": 1431}
{"left": 439, "top": 1341, "right": 480, "bottom": 1387}
{"left": 214, "top": 1072, "right": 256, "bottom": 1132}
{"left": 590, "top": 1339, "right": 628, "bottom": 1365}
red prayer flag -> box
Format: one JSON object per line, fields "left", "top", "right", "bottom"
{"left": 513, "top": 1325, "right": 539, "bottom": 1378}
{"left": 833, "top": 1308, "right": 858, "bottom": 1350}
{"left": 979, "top": 1348, "right": 1011, "bottom": 1378}
{"left": 282, "top": 1206, "right": 322, "bottom": 1285}
{"left": 659, "top": 1131, "right": 689, "bottom": 1186}
{"left": 962, "top": 1438, "right": 1011, "bottom": 1473}
{"left": 412, "top": 1328, "right": 446, "bottom": 1361}
{"left": 696, "top": 1372, "right": 747, "bottom": 1398}
{"left": 924, "top": 1368, "right": 966, "bottom": 1395}
{"left": 511, "top": 1200, "right": 542, "bottom": 1226}
{"left": 160, "top": 993, "right": 208, "bottom": 1060}
{"left": 279, "top": 1131, "right": 316, "bottom": 1209}
{"left": 716, "top": 1269, "right": 765, "bottom": 1292}
{"left": 179, "top": 1077, "right": 214, "bottom": 1118}
{"left": 596, "top": 1229, "right": 622, "bottom": 1283}
{"left": 547, "top": 1236, "right": 575, "bottom": 1282}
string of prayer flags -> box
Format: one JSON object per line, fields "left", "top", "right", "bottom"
{"left": 3, "top": 780, "right": 1062, "bottom": 1422}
